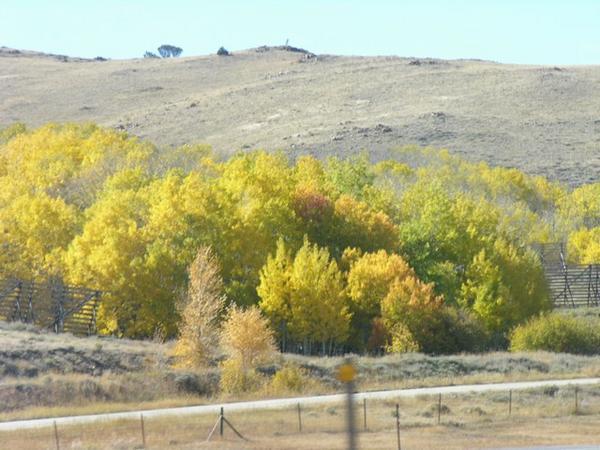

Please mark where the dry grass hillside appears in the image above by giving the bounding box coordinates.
[2,320,600,422]
[1,46,598,186]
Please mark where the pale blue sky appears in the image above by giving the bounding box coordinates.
[2,0,599,64]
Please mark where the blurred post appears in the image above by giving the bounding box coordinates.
[297,403,302,432]
[508,390,512,417]
[337,358,357,450]
[575,386,579,414]
[437,393,442,424]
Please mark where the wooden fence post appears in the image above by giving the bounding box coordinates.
[363,398,367,431]
[437,393,442,424]
[508,390,512,417]
[396,404,401,450]
[297,403,302,432]
[53,420,60,450]
[140,413,146,448]
[575,387,579,414]
[220,407,224,437]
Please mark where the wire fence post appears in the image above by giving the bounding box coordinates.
[140,413,146,448]
[206,405,247,442]
[575,386,579,414]
[220,407,224,437]
[297,403,302,433]
[508,390,512,417]
[396,403,401,450]
[437,393,442,425]
[53,420,60,450]
[363,398,367,431]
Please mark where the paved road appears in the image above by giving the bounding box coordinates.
[1,377,599,431]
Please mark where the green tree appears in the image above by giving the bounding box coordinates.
[459,239,551,333]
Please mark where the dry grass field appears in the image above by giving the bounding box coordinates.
[4,385,600,449]
[3,321,600,425]
[1,46,599,186]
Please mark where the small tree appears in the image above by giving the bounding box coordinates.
[217,46,230,56]
[219,306,277,394]
[158,44,183,58]
[173,247,225,367]
[220,306,276,371]
[144,51,160,59]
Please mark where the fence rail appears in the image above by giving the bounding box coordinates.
[0,277,101,335]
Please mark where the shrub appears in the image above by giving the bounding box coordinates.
[385,305,488,355]
[428,307,490,354]
[270,365,308,393]
[510,313,600,355]
[220,306,277,370]
[217,47,230,56]
[219,359,264,394]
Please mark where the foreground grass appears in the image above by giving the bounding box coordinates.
[4,361,600,423]
[4,384,600,449]
[4,321,600,423]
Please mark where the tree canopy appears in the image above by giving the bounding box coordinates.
[0,123,595,353]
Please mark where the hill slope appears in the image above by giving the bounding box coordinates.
[1,46,599,185]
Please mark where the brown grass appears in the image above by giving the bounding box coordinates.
[5,321,600,424]
[3,384,600,449]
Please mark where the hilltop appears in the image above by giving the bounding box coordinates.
[1,46,599,185]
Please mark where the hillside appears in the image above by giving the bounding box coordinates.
[1,46,598,186]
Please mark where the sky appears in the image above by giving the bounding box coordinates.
[1,0,599,65]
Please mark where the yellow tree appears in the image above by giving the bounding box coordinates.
[211,151,302,305]
[568,228,600,264]
[65,169,214,337]
[219,306,277,393]
[380,276,444,353]
[346,250,416,350]
[258,238,351,354]
[330,195,398,256]
[257,239,293,348]
[0,193,79,279]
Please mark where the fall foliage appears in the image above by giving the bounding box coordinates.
[173,247,225,367]
[1,123,597,354]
